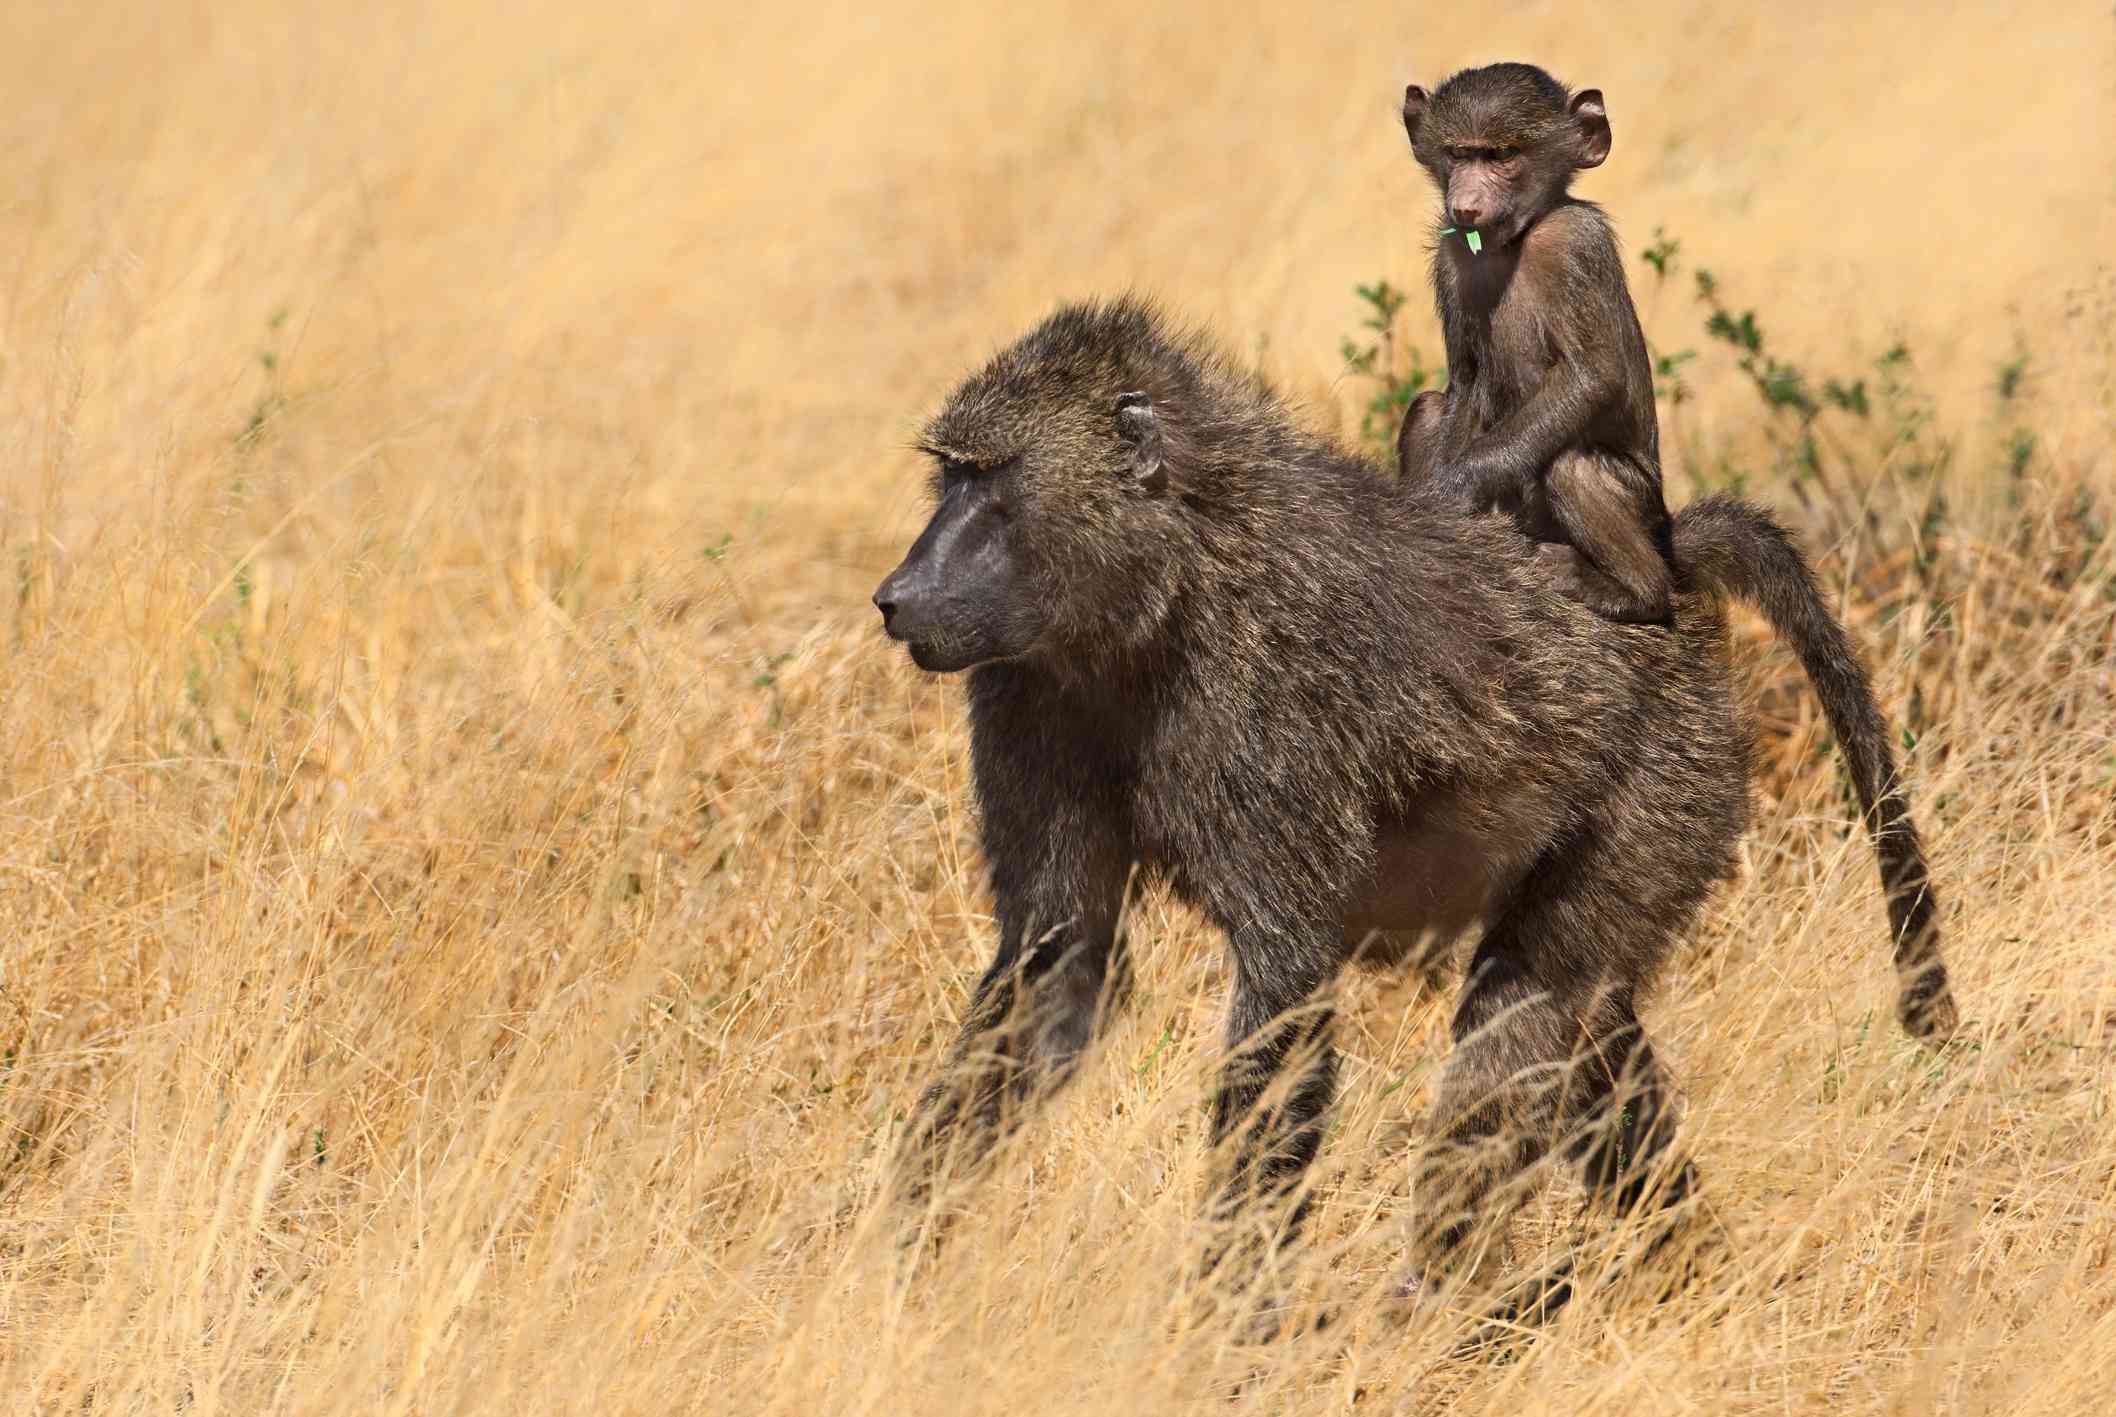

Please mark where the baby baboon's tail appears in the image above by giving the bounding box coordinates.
[1673,494,1958,1042]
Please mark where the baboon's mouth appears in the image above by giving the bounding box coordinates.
[1439,225,1484,255]
[904,636,976,674]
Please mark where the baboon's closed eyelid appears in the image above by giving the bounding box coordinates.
[930,452,1018,479]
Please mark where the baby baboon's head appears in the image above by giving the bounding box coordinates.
[1401,62,1610,250]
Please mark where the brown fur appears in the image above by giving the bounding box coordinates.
[1399,63,1677,625]
[876,297,1957,1330]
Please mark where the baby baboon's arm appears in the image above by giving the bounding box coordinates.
[1440,228,1644,515]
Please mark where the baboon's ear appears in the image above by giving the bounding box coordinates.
[1401,84,1429,146]
[1568,88,1610,168]
[1114,391,1168,495]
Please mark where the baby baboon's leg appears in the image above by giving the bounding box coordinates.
[1542,450,1675,624]
[1396,389,1450,483]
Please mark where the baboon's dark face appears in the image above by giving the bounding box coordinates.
[1402,64,1609,249]
[879,305,1194,673]
[874,456,1046,673]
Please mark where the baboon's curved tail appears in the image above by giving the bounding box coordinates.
[1673,494,1959,1043]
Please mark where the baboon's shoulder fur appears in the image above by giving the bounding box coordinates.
[941,296,1745,928]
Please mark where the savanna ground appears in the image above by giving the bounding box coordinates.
[2,2,2113,1411]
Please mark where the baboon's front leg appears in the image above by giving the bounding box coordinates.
[1196,931,1344,1328]
[893,857,1135,1217]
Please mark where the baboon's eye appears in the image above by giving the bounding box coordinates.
[934,454,1017,484]
[1493,146,1519,162]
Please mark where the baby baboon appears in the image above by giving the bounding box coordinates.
[1397,63,1676,625]
[874,297,1956,1329]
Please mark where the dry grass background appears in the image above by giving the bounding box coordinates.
[2,1,2114,1411]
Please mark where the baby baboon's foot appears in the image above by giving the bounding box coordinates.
[1533,543,1673,626]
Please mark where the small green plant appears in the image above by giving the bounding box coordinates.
[1135,1019,1176,1079]
[1996,352,2038,490]
[1637,229,1697,407]
[1995,350,2030,402]
[1640,229,1681,280]
[234,305,291,451]
[752,650,794,689]
[2005,428,2037,481]
[1339,281,1441,451]
[1688,265,1951,500]
[1697,278,1819,419]
[1653,347,1698,407]
[1688,273,1955,490]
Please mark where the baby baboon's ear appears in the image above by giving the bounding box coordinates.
[1568,88,1610,168]
[1401,84,1429,147]
[1114,391,1168,495]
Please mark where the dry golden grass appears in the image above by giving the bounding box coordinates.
[2,2,2114,1411]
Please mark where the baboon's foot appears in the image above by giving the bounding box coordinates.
[1610,1183,1733,1303]
[1442,1229,1702,1355]
[880,1166,981,1278]
[1183,1226,1335,1346]
[1228,1293,1336,1347]
[885,1204,952,1280]
[1446,1256,1582,1353]
[1387,1231,1515,1328]
[1449,1194,1722,1350]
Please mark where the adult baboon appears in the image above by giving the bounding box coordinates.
[873,297,1956,1324]
[1397,63,1677,626]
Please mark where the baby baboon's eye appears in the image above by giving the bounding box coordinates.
[1494,147,1519,162]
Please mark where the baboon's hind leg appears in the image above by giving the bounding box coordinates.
[1402,838,1707,1328]
[1457,998,1701,1344]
